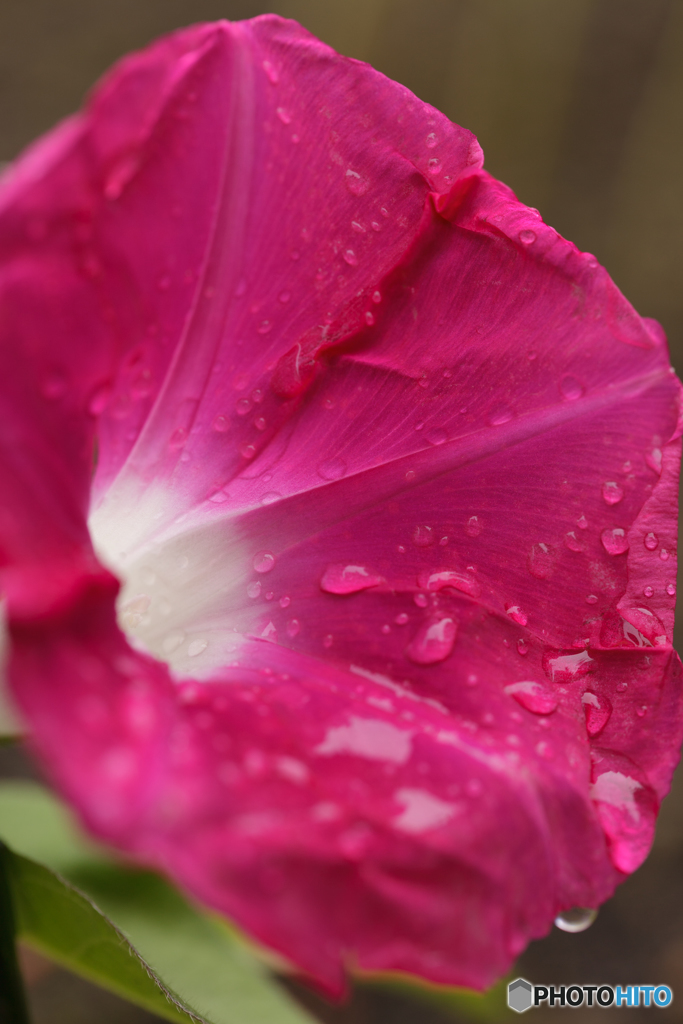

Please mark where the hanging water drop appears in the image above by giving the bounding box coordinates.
[554,908,597,933]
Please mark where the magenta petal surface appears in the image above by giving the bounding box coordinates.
[1,15,682,995]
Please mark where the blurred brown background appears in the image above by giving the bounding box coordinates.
[1,0,683,1021]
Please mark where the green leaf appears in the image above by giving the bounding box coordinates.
[0,780,315,1024]
[5,848,200,1023]
[364,973,511,1022]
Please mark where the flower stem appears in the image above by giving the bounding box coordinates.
[0,841,32,1024]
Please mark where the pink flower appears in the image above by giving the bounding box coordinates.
[1,14,681,995]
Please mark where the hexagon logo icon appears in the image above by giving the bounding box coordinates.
[508,978,533,1013]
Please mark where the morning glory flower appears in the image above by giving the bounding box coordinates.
[1,15,681,995]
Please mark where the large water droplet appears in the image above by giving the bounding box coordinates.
[554,908,597,933]
[320,564,383,595]
[318,457,347,480]
[582,692,612,736]
[519,229,536,245]
[505,681,558,715]
[543,650,595,682]
[413,525,435,547]
[559,375,584,401]
[601,528,629,555]
[406,616,457,665]
[253,551,276,574]
[345,169,369,196]
[602,481,624,505]
[417,568,480,598]
[506,604,528,626]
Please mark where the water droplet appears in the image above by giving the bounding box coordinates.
[247,581,262,599]
[505,681,558,715]
[646,448,663,474]
[643,585,654,598]
[577,515,588,530]
[667,583,676,596]
[254,416,267,431]
[517,639,529,656]
[528,543,555,579]
[465,516,482,537]
[372,290,382,304]
[644,532,658,550]
[660,548,670,561]
[616,681,628,693]
[559,375,584,401]
[414,593,429,608]
[253,551,275,574]
[543,650,595,682]
[323,634,333,648]
[343,249,358,266]
[257,320,272,335]
[317,457,347,480]
[426,427,447,446]
[554,908,597,933]
[505,604,528,627]
[427,158,442,174]
[489,406,513,426]
[276,106,291,124]
[209,489,228,503]
[381,624,391,634]
[636,705,648,717]
[240,443,256,459]
[236,398,252,416]
[263,60,279,84]
[395,613,409,625]
[601,528,629,555]
[364,311,375,326]
[519,229,536,245]
[162,632,185,655]
[564,531,584,552]
[413,525,435,547]
[406,616,457,665]
[260,491,282,505]
[417,568,480,598]
[586,594,598,604]
[278,290,291,305]
[188,639,208,658]
[320,564,383,595]
[425,132,438,148]
[602,481,624,505]
[287,619,300,637]
[582,691,611,735]
[345,169,369,196]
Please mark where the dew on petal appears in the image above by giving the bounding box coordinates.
[582,691,612,736]
[586,594,598,604]
[488,406,513,426]
[414,593,428,608]
[543,650,595,683]
[276,106,291,124]
[372,290,382,304]
[287,619,300,637]
[465,516,482,537]
[406,616,457,665]
[187,639,208,658]
[667,583,676,596]
[564,531,584,552]
[426,427,447,446]
[646,448,663,474]
[528,542,555,579]
[236,398,252,415]
[260,492,282,505]
[425,132,438,148]
[320,564,383,594]
[644,532,658,550]
[519,229,536,245]
[554,908,597,933]
[253,551,276,574]
[247,581,262,599]
[577,514,588,530]
[505,604,528,627]
[240,443,256,459]
[559,375,584,401]
[318,457,347,480]
[517,639,529,656]
[279,595,290,608]
[660,548,670,561]
[602,481,624,505]
[417,569,480,598]
[365,311,375,326]
[643,586,654,598]
[601,527,629,555]
[505,681,558,715]
[413,525,435,547]
[345,169,370,196]
[395,613,409,625]
[212,414,230,433]
[343,249,358,266]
